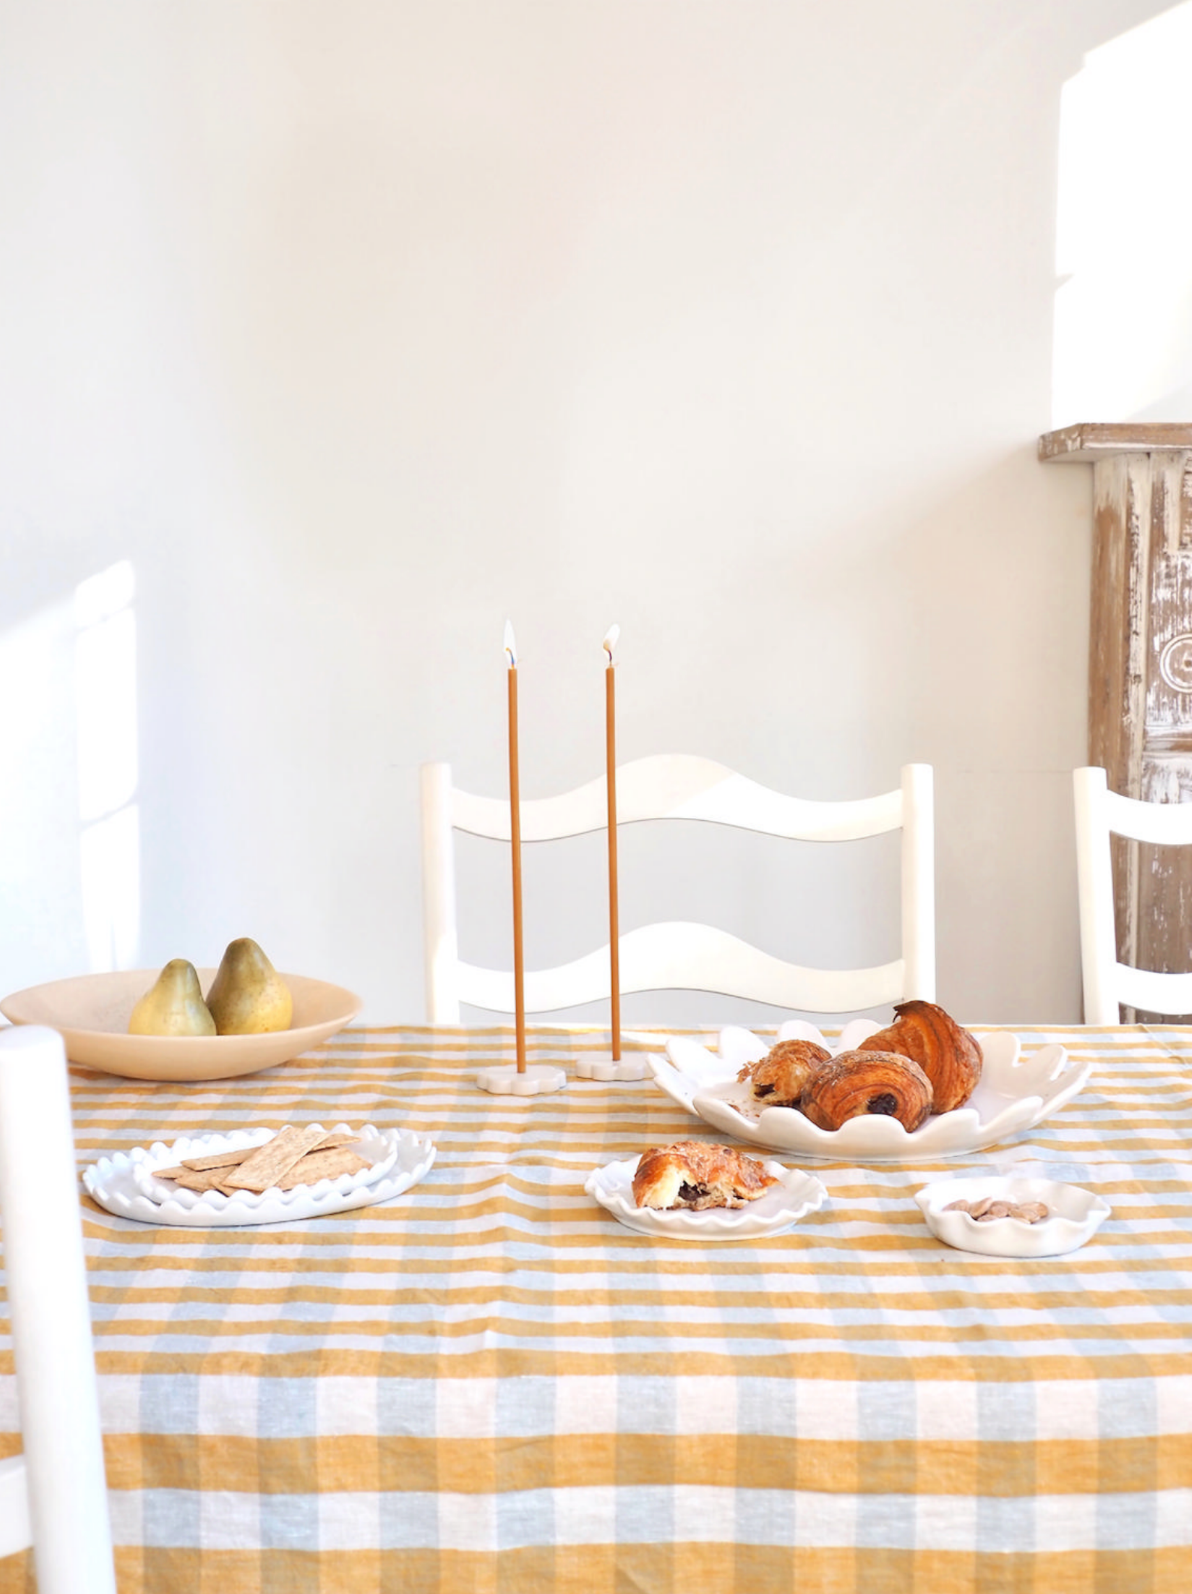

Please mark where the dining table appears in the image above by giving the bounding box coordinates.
[0,1020,1189,1594]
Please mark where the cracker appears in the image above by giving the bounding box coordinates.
[169,1168,234,1193]
[221,1124,329,1192]
[178,1147,256,1172]
[276,1148,369,1190]
[175,1131,349,1175]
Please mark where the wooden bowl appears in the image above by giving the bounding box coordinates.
[0,969,362,1082]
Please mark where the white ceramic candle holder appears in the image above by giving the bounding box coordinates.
[475,1063,567,1096]
[574,1052,648,1081]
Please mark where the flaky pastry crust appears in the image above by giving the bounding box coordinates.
[738,1039,831,1106]
[799,1049,933,1133]
[632,1140,779,1210]
[857,1000,982,1113]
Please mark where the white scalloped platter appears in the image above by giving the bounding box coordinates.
[585,1156,827,1241]
[82,1124,435,1227]
[646,1022,1091,1163]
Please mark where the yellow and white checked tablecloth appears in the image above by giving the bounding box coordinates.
[0,1023,1190,1594]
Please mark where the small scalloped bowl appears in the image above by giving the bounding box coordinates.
[648,1022,1091,1163]
[585,1156,827,1241]
[915,1175,1110,1257]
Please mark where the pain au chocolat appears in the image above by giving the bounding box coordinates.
[857,1000,982,1113]
[799,1050,933,1133]
[632,1141,779,1210]
[738,1038,831,1107]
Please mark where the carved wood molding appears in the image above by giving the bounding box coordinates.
[1041,423,1192,1019]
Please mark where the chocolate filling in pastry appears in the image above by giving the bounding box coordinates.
[737,1039,831,1107]
[632,1141,780,1210]
[799,1050,933,1133]
[857,1000,982,1113]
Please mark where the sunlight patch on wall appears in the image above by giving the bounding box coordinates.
[75,561,140,972]
[1052,2,1192,428]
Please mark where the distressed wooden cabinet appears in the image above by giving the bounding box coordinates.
[1041,422,1192,1019]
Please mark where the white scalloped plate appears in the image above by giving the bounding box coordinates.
[128,1123,400,1209]
[585,1156,827,1240]
[915,1175,1111,1257]
[83,1125,435,1226]
[647,1023,1091,1162]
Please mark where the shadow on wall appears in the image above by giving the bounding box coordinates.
[0,562,141,992]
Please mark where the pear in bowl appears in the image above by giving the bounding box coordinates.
[129,960,216,1036]
[206,938,293,1035]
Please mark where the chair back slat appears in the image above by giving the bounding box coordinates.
[1115,963,1192,1016]
[453,753,904,842]
[1105,787,1192,845]
[425,757,935,1021]
[459,923,906,1013]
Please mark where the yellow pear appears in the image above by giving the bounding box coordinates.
[129,959,217,1036]
[206,938,293,1035]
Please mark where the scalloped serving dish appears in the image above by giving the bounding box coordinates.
[585,1155,827,1241]
[129,1123,400,1209]
[647,1021,1091,1162]
[915,1175,1111,1257]
[83,1124,435,1226]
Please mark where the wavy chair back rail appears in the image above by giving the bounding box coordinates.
[1073,764,1192,1023]
[421,755,935,1022]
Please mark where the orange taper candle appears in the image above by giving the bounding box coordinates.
[504,622,526,1073]
[603,624,621,1060]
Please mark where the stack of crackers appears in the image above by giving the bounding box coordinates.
[155,1126,369,1196]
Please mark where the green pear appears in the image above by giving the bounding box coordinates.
[129,959,217,1036]
[206,938,293,1035]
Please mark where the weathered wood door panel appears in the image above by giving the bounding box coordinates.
[1041,424,1192,1021]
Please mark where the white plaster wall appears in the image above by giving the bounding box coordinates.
[0,0,1183,1026]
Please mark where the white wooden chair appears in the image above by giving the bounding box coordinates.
[421,756,934,1021]
[1074,764,1192,1022]
[0,1025,116,1593]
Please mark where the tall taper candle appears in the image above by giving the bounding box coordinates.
[603,624,621,1060]
[504,622,527,1073]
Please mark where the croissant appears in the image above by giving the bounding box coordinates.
[632,1141,779,1210]
[738,1039,831,1106]
[799,1050,933,1132]
[857,1000,982,1113]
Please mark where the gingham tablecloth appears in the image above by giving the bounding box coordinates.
[1,1023,1190,1593]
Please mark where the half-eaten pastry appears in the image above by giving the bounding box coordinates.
[857,1000,982,1113]
[632,1140,780,1210]
[799,1050,933,1133]
[738,1038,831,1107]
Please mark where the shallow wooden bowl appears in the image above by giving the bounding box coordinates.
[0,969,362,1082]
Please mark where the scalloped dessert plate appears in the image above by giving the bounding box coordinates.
[915,1175,1110,1257]
[83,1125,435,1227]
[647,1023,1090,1162]
[1,969,362,1081]
[585,1156,827,1241]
